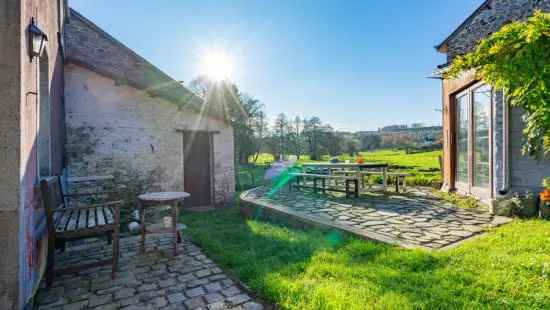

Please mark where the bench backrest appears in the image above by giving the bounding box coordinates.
[40,176,65,235]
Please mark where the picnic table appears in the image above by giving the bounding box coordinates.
[301,162,389,187]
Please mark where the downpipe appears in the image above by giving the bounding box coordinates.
[498,91,510,196]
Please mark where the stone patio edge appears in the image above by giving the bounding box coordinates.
[239,188,515,252]
[239,188,427,250]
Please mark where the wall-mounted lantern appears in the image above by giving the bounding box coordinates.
[28,18,48,61]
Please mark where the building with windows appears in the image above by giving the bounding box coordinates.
[436,0,550,203]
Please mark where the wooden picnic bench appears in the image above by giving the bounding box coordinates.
[289,173,359,198]
[40,176,122,287]
[328,169,410,193]
[388,172,411,193]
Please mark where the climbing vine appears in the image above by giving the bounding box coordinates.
[445,11,550,157]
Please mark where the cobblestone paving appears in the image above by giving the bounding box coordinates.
[35,234,264,310]
[243,187,511,249]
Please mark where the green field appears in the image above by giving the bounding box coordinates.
[240,149,442,188]
[182,208,550,309]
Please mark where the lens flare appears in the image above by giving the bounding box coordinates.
[200,50,234,82]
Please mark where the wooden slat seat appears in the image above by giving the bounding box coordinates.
[40,176,121,287]
[54,206,116,232]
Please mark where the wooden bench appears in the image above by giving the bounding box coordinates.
[40,176,122,287]
[289,173,359,198]
[387,172,411,193]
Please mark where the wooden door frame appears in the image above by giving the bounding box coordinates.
[454,88,470,195]
[177,129,219,207]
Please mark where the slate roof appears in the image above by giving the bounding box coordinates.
[64,9,206,114]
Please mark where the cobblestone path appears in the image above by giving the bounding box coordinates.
[35,234,264,310]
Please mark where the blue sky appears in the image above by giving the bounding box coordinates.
[70,0,482,131]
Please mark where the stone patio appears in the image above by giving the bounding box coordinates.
[240,187,512,249]
[35,234,264,310]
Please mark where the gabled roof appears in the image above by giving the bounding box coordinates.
[435,0,492,53]
[64,9,207,114]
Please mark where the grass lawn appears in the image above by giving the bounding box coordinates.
[182,208,550,309]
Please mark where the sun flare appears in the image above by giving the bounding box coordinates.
[200,50,234,82]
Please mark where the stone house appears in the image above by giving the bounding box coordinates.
[436,0,550,204]
[0,2,234,308]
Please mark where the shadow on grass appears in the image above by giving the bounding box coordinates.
[179,207,498,309]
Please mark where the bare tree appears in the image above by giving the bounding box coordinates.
[188,75,213,99]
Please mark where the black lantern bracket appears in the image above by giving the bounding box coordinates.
[28,17,48,61]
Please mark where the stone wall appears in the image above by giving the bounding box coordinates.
[0,0,67,308]
[64,64,235,208]
[509,107,550,193]
[0,1,22,308]
[445,0,550,61]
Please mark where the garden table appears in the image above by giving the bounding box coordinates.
[302,162,389,187]
[137,191,190,256]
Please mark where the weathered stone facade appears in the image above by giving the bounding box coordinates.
[64,63,235,206]
[2,3,233,309]
[438,0,550,201]
[0,0,67,308]
[440,0,550,62]
[62,9,235,207]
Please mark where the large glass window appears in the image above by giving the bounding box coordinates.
[456,95,469,184]
[472,85,491,187]
[454,83,492,193]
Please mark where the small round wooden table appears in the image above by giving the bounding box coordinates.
[137,192,190,256]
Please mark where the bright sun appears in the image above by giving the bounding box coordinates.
[200,50,234,82]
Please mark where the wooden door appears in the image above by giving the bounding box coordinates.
[183,131,212,207]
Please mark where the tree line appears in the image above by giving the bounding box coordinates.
[189,76,441,165]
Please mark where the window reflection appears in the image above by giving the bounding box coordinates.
[456,95,469,184]
[473,85,491,187]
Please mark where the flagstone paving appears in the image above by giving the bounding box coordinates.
[35,234,264,310]
[241,187,512,249]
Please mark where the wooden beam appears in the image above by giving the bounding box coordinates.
[175,128,220,134]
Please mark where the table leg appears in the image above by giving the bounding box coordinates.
[395,176,399,193]
[172,200,178,256]
[313,178,318,193]
[139,201,145,254]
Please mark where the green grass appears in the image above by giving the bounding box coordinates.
[353,150,441,170]
[433,190,485,209]
[245,149,443,187]
[182,208,550,309]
